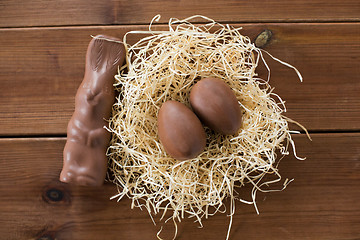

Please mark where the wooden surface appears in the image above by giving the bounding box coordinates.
[0,1,359,240]
[0,133,360,240]
[1,134,359,240]
[1,23,359,135]
[1,0,359,27]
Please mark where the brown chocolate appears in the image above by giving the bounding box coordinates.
[190,77,242,135]
[157,100,206,160]
[60,35,126,186]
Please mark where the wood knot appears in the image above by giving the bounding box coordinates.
[37,235,53,240]
[35,223,70,240]
[255,29,273,48]
[46,188,63,202]
[42,185,71,204]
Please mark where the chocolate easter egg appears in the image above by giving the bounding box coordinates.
[190,77,242,135]
[157,100,206,160]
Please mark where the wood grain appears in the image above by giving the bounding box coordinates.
[0,0,359,28]
[0,134,359,240]
[1,1,359,240]
[0,23,359,136]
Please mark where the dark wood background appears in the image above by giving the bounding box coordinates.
[1,1,359,239]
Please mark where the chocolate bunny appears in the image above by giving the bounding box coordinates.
[60,35,126,186]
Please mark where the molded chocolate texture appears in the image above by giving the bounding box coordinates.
[60,35,125,186]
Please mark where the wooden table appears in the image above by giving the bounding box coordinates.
[1,1,359,239]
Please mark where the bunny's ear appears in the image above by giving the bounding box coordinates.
[88,37,104,72]
[106,40,125,70]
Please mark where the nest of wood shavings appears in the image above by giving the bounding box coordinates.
[107,15,306,239]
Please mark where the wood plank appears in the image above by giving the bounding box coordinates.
[0,134,359,239]
[0,23,359,136]
[252,23,360,132]
[0,0,359,28]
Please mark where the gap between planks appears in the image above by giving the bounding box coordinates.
[1,20,360,31]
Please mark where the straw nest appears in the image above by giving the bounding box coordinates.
[107,15,307,239]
